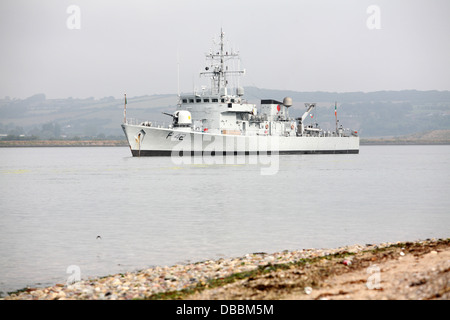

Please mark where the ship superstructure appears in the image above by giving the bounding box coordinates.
[122,31,359,156]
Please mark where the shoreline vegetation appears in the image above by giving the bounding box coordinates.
[0,139,129,147]
[1,130,449,147]
[1,138,450,148]
[2,238,448,300]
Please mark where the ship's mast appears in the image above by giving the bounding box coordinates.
[200,29,245,97]
[219,30,225,95]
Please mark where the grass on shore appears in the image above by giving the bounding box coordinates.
[144,239,449,300]
[146,239,450,300]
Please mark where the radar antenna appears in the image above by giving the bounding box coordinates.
[199,29,245,97]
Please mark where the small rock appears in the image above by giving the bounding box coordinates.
[47,293,57,300]
[82,288,93,295]
[304,287,313,295]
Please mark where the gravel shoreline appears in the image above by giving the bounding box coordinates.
[2,238,447,300]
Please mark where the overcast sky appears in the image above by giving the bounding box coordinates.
[1,0,449,99]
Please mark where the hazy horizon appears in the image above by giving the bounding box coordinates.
[1,0,450,100]
[4,87,450,102]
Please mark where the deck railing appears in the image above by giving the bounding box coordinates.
[125,118,170,128]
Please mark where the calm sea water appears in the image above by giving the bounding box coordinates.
[0,145,449,294]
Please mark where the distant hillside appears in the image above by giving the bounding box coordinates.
[0,93,178,138]
[244,88,450,137]
[361,130,450,145]
[244,87,450,104]
[1,89,449,139]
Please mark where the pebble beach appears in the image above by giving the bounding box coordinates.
[4,238,447,300]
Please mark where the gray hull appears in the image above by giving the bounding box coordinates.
[122,124,359,157]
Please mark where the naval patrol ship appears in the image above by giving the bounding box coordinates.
[121,31,359,157]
